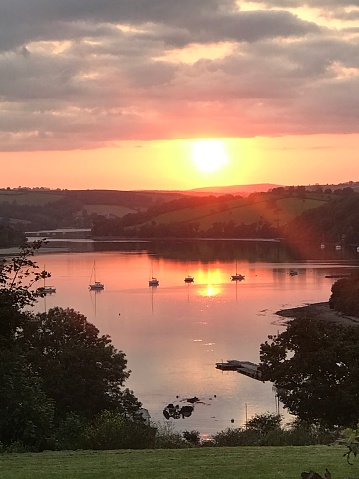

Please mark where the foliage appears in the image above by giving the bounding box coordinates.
[0,224,26,248]
[18,306,141,421]
[338,423,359,464]
[246,412,282,435]
[182,430,201,446]
[153,422,189,449]
[81,410,156,450]
[329,269,359,316]
[260,317,359,428]
[0,351,54,450]
[0,242,141,451]
[0,240,48,346]
[284,190,359,244]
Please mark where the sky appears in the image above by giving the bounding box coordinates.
[1,0,359,191]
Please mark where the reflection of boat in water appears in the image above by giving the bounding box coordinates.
[89,261,104,290]
[231,261,245,281]
[184,275,194,283]
[289,269,298,276]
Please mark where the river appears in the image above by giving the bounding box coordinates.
[27,238,359,438]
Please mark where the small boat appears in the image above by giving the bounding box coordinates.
[37,285,56,294]
[335,244,342,251]
[37,266,56,294]
[184,275,194,283]
[89,261,104,290]
[231,261,245,281]
[231,273,245,281]
[289,269,298,276]
[149,259,159,286]
[149,277,159,286]
[320,243,325,249]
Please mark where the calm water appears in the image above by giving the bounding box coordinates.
[31,239,358,437]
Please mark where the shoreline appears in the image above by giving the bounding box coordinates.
[276,301,359,327]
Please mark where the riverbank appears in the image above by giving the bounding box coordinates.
[276,301,359,326]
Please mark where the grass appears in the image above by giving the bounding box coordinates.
[1,446,358,479]
[0,191,64,206]
[147,193,331,229]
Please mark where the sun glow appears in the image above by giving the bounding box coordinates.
[191,139,229,173]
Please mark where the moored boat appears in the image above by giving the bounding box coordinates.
[184,275,194,283]
[89,261,104,290]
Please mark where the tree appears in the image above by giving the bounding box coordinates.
[0,351,54,449]
[19,307,141,421]
[0,240,47,346]
[0,242,141,450]
[259,317,359,428]
[329,270,359,316]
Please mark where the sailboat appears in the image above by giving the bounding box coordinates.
[231,261,245,281]
[184,275,194,283]
[89,261,104,290]
[149,259,159,286]
[37,266,56,294]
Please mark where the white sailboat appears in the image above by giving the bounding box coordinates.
[89,261,104,290]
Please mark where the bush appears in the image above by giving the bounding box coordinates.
[154,422,189,449]
[182,430,200,446]
[82,411,156,450]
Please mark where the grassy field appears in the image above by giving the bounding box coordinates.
[148,193,331,229]
[0,191,64,206]
[1,446,358,479]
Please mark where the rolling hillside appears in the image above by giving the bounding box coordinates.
[145,192,330,230]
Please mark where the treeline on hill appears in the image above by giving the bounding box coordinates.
[0,189,184,232]
[283,188,359,245]
[0,224,26,247]
[0,198,85,231]
[92,187,356,241]
[92,193,278,239]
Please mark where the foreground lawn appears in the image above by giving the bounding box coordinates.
[1,446,359,479]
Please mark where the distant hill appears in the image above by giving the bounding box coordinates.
[1,184,357,238]
[185,183,280,197]
[92,188,335,239]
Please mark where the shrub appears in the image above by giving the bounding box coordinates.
[154,422,189,449]
[83,411,156,450]
[182,430,200,446]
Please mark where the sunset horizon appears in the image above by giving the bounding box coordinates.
[1,1,359,189]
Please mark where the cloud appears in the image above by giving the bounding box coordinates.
[0,0,359,151]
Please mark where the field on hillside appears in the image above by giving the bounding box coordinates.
[148,193,331,229]
[0,191,64,206]
[82,204,138,216]
[0,446,357,479]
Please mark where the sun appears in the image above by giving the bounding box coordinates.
[191,139,228,173]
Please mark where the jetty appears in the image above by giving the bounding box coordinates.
[216,360,263,381]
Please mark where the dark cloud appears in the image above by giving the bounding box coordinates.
[0,0,358,151]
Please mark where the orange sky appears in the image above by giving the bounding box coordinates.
[1,1,359,190]
[2,134,359,190]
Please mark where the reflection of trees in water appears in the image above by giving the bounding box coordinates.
[50,238,359,262]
